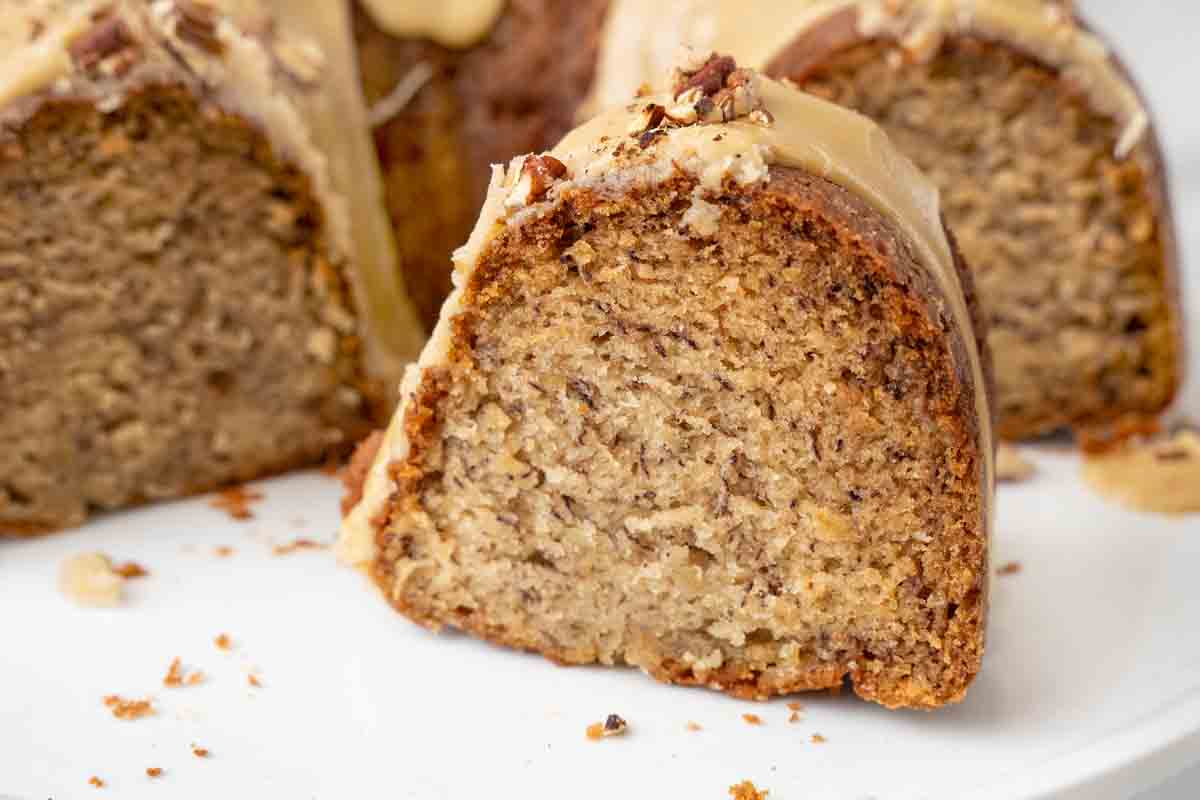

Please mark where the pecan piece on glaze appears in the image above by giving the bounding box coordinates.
[176,0,225,55]
[673,53,737,99]
[509,154,569,208]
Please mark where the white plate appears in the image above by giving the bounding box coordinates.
[4,3,1200,799]
[2,451,1199,800]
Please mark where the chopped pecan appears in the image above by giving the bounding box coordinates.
[673,53,736,99]
[507,154,569,208]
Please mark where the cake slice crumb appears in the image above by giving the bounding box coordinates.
[811,733,827,743]
[997,561,1022,576]
[741,713,763,726]
[193,746,210,758]
[146,767,163,778]
[786,701,803,712]
[163,657,204,687]
[112,561,149,579]
[729,780,768,799]
[248,673,263,688]
[788,711,802,723]
[88,776,105,788]
[272,538,329,556]
[214,545,235,558]
[686,721,703,732]
[209,485,264,520]
[103,695,155,720]
[215,633,233,651]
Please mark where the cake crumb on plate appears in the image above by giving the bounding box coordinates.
[163,657,204,688]
[997,562,1022,576]
[272,538,329,556]
[146,767,163,778]
[209,485,264,520]
[88,775,104,787]
[215,633,233,651]
[729,780,768,799]
[686,721,702,732]
[742,713,763,725]
[103,695,154,720]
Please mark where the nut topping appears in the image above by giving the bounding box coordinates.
[672,53,736,98]
[506,155,569,209]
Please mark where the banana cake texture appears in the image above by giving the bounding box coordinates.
[0,0,424,533]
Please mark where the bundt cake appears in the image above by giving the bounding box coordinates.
[371,0,1181,439]
[339,56,995,710]
[0,0,424,533]
[353,0,611,329]
[589,0,1183,439]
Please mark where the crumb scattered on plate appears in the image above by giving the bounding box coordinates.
[59,553,125,607]
[586,713,627,739]
[146,767,163,778]
[88,776,104,788]
[214,545,235,558]
[103,695,154,720]
[193,747,210,758]
[1082,429,1200,514]
[997,561,1022,576]
[811,733,827,743]
[741,713,763,726]
[112,561,149,579]
[729,780,769,799]
[996,443,1036,483]
[272,538,329,556]
[215,633,232,651]
[248,673,263,688]
[788,711,802,723]
[785,702,802,712]
[209,485,264,521]
[163,657,204,688]
[686,721,702,732]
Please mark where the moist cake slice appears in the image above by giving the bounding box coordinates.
[763,0,1183,439]
[0,0,424,533]
[340,55,995,709]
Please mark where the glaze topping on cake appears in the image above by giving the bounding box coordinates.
[588,0,1149,158]
[357,0,507,48]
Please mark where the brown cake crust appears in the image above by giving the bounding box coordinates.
[364,165,992,709]
[766,10,1183,440]
[354,0,611,329]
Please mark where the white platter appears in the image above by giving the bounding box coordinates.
[3,3,1200,798]
[3,451,1199,800]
